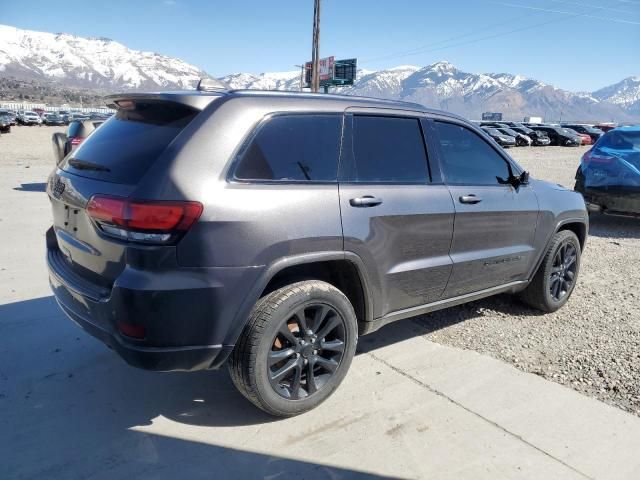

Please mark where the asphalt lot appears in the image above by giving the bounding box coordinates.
[1,125,640,479]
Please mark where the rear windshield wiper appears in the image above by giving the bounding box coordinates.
[67,159,111,172]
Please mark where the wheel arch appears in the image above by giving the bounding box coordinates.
[556,218,587,250]
[220,251,373,351]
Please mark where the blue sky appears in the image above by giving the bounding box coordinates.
[1,0,638,91]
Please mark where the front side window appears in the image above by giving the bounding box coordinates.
[234,114,342,182]
[434,121,511,185]
[342,115,429,183]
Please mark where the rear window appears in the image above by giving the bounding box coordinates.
[61,102,198,184]
[598,130,640,150]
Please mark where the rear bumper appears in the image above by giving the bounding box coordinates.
[53,292,227,371]
[46,227,261,371]
[578,187,640,215]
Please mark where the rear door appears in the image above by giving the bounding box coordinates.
[339,111,455,318]
[430,120,539,298]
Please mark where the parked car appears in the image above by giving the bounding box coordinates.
[595,124,617,133]
[510,126,551,146]
[69,113,90,122]
[58,110,72,125]
[575,126,640,216]
[0,109,16,127]
[43,113,66,126]
[46,89,588,416]
[0,113,11,133]
[51,119,104,164]
[530,125,581,146]
[497,127,532,146]
[563,128,592,145]
[481,126,517,147]
[562,124,604,143]
[18,111,42,126]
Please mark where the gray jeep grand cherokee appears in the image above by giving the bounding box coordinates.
[47,89,588,416]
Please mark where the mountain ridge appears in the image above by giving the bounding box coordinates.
[1,24,638,121]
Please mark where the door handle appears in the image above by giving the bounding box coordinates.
[459,194,482,204]
[350,196,383,207]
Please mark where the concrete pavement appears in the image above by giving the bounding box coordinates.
[1,164,640,479]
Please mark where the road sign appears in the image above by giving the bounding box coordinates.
[305,58,357,89]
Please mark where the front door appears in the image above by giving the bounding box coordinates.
[430,120,539,298]
[339,112,455,318]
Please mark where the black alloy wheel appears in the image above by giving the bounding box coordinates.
[549,241,577,301]
[268,303,346,400]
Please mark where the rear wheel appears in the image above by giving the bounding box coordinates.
[520,230,581,312]
[229,280,358,417]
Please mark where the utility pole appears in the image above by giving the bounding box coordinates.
[311,0,321,93]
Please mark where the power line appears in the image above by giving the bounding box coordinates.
[500,3,640,25]
[546,0,640,15]
[361,13,577,66]
[360,0,637,68]
[360,12,536,65]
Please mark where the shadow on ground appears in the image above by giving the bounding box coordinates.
[358,293,543,354]
[588,213,640,239]
[13,182,47,192]
[0,296,397,479]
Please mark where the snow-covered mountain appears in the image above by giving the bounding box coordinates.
[220,61,639,122]
[1,24,638,121]
[593,77,640,115]
[0,24,208,90]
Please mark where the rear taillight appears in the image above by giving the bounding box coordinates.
[86,195,203,244]
[70,137,84,146]
[581,150,616,166]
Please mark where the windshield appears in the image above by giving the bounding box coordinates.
[597,130,640,151]
[561,128,578,135]
[501,128,518,136]
[484,128,501,135]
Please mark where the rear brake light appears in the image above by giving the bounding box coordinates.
[86,195,203,244]
[582,150,616,166]
[70,137,84,146]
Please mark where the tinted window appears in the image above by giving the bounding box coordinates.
[62,101,199,184]
[434,122,511,185]
[344,115,429,183]
[234,115,341,182]
[67,121,82,138]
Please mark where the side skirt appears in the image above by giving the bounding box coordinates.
[360,280,528,335]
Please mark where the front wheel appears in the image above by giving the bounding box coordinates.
[228,280,358,417]
[519,230,581,312]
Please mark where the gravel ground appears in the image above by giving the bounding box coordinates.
[2,126,639,417]
[421,145,640,417]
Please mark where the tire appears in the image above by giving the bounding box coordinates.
[519,230,581,312]
[228,280,358,417]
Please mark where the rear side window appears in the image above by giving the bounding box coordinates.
[343,115,429,183]
[234,114,342,182]
[434,121,511,185]
[61,102,198,184]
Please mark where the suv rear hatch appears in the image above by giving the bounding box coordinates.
[47,94,220,291]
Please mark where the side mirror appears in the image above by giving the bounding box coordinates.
[51,132,68,165]
[519,171,530,185]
